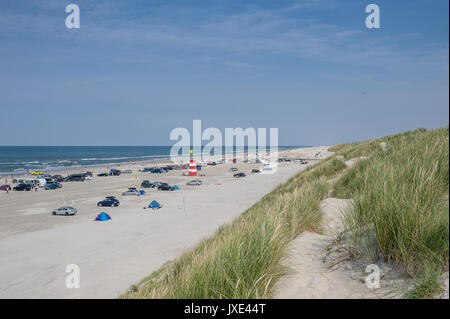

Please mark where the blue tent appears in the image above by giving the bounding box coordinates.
[148,200,161,209]
[173,185,179,190]
[95,212,111,221]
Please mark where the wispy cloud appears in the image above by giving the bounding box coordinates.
[0,0,447,82]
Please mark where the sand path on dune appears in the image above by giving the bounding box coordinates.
[273,198,391,299]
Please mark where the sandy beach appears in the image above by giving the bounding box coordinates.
[0,146,329,298]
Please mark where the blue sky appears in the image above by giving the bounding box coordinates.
[0,0,448,146]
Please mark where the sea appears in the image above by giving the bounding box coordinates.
[0,146,304,175]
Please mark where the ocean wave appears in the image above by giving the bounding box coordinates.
[81,155,168,161]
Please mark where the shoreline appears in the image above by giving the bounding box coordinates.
[0,146,313,180]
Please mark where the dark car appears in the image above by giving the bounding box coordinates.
[52,175,64,182]
[207,162,217,166]
[141,180,156,188]
[151,168,163,174]
[13,184,32,191]
[109,169,121,176]
[66,174,85,182]
[45,183,61,190]
[158,184,174,191]
[97,198,120,207]
[0,184,11,191]
[97,172,109,177]
[142,167,154,172]
[233,172,246,178]
[251,169,261,174]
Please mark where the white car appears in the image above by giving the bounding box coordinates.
[122,189,140,196]
[52,206,77,216]
[186,180,202,186]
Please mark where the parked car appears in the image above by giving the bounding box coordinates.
[207,162,217,166]
[142,167,154,172]
[158,184,174,191]
[52,175,64,182]
[52,206,77,216]
[230,168,238,172]
[122,189,140,196]
[97,198,120,207]
[122,169,132,174]
[45,182,62,190]
[141,180,156,188]
[13,184,32,191]
[251,169,261,174]
[97,172,109,177]
[152,181,165,187]
[0,184,11,191]
[109,169,121,176]
[233,172,246,178]
[66,174,85,182]
[151,168,163,174]
[186,180,202,186]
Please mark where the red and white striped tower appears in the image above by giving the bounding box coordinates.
[188,149,197,176]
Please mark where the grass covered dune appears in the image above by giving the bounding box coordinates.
[122,127,449,299]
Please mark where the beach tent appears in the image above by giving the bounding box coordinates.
[139,190,145,195]
[95,212,111,221]
[148,200,161,209]
[173,185,179,190]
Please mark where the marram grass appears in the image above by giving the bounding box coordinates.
[121,157,345,298]
[122,127,448,299]
[333,127,449,298]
